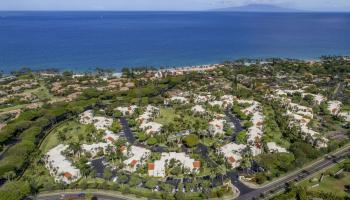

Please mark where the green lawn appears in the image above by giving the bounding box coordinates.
[154,108,177,125]
[299,159,350,198]
[202,138,215,147]
[40,120,93,153]
[154,107,209,132]
[262,105,290,148]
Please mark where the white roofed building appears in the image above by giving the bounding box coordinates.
[220,143,247,168]
[148,152,200,177]
[140,121,163,135]
[328,101,342,115]
[123,146,151,172]
[208,119,226,136]
[266,142,287,153]
[79,110,113,130]
[116,105,138,116]
[44,144,81,184]
[191,105,206,114]
[165,96,189,105]
[79,110,94,124]
[93,116,113,130]
[209,100,224,108]
[81,143,109,157]
[339,112,350,122]
[194,94,212,104]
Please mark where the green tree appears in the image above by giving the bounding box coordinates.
[145,179,157,189]
[103,167,113,180]
[182,134,199,148]
[147,137,158,146]
[128,175,142,187]
[0,181,31,200]
[110,121,122,133]
[137,132,148,142]
[236,131,247,144]
[118,174,129,184]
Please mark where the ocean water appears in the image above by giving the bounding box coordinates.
[0,11,350,72]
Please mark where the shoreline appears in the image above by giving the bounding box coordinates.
[1,55,349,76]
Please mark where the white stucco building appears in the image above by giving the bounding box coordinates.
[123,146,151,172]
[44,144,81,184]
[148,152,200,177]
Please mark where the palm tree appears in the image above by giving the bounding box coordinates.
[241,147,253,174]
[57,131,66,142]
[68,142,82,158]
[4,171,16,181]
[28,179,40,196]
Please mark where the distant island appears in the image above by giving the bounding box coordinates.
[210,3,302,12]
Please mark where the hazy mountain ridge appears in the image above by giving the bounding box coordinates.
[211,4,302,12]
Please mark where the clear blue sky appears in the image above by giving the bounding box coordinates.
[0,0,349,11]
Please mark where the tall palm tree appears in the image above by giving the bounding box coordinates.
[4,171,16,181]
[68,141,82,158]
[241,147,253,174]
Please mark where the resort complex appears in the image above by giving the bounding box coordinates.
[1,57,350,200]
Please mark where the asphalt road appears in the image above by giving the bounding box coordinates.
[236,147,350,200]
[224,109,244,142]
[119,117,135,144]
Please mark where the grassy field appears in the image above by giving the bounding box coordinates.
[154,108,177,125]
[299,159,350,198]
[154,107,209,132]
[202,138,215,147]
[262,106,290,148]
[40,120,93,153]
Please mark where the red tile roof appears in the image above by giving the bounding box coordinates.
[332,108,337,114]
[148,163,155,170]
[256,121,263,126]
[107,136,114,142]
[63,172,72,178]
[228,156,236,163]
[119,145,126,152]
[193,161,201,168]
[130,160,137,167]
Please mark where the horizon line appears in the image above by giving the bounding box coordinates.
[0,9,349,13]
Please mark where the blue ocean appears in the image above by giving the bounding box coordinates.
[0,11,350,72]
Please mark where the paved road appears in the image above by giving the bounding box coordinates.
[226,171,254,195]
[119,117,135,144]
[236,147,350,200]
[195,143,219,168]
[224,110,243,142]
[36,192,131,200]
[334,82,346,102]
